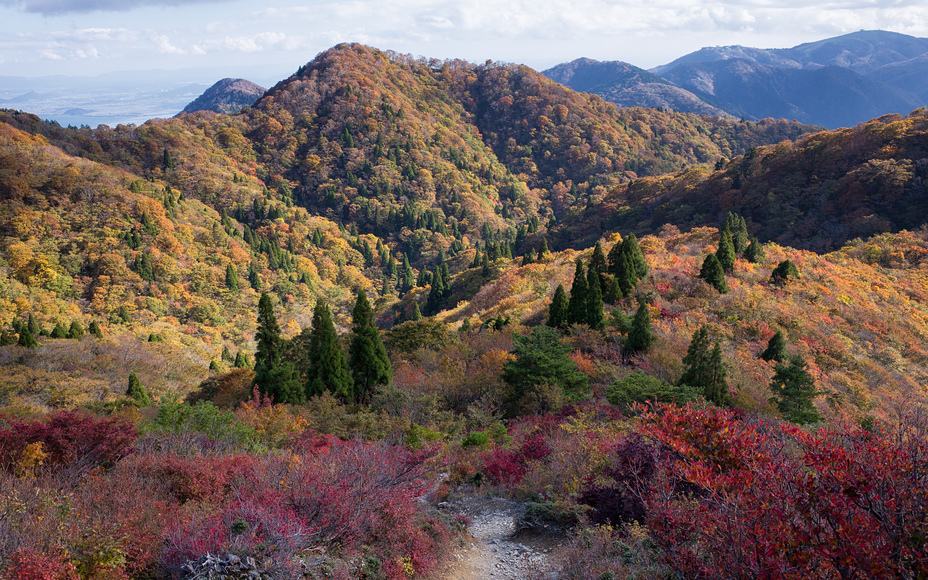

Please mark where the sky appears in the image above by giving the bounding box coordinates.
[1,0,928,80]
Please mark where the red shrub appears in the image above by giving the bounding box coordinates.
[1,547,79,580]
[0,412,137,476]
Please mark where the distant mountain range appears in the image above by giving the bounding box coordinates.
[545,30,928,128]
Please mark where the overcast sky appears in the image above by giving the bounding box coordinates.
[2,0,927,80]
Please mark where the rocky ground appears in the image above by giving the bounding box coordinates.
[434,495,566,580]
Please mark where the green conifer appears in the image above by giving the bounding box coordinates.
[567,259,589,326]
[769,355,821,424]
[348,289,392,404]
[27,314,40,337]
[306,300,353,401]
[225,263,239,291]
[68,321,84,340]
[411,302,423,321]
[770,259,800,284]
[89,321,103,338]
[126,371,151,406]
[760,330,788,363]
[51,322,69,339]
[623,233,649,279]
[677,326,731,407]
[743,237,766,264]
[253,292,303,404]
[624,302,654,354]
[700,254,728,293]
[716,227,736,272]
[18,328,37,348]
[616,251,638,297]
[547,284,569,330]
[586,266,605,330]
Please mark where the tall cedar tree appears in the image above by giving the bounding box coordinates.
[760,330,788,362]
[678,326,732,407]
[743,237,766,263]
[501,326,589,417]
[589,242,608,292]
[51,323,68,339]
[716,227,736,272]
[126,371,151,406]
[254,292,304,404]
[27,313,40,337]
[586,267,605,330]
[624,302,654,355]
[547,284,569,329]
[425,265,445,315]
[769,355,821,424]
[726,212,750,253]
[399,254,415,294]
[349,289,392,404]
[306,300,353,401]
[567,259,589,326]
[616,251,638,297]
[627,233,649,279]
[700,254,728,293]
[225,263,239,291]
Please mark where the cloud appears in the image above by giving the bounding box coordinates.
[0,0,231,16]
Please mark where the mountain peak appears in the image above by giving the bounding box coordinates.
[179,78,266,116]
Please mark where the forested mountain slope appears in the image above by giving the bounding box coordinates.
[553,109,928,252]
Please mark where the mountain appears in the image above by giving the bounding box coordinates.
[543,58,730,116]
[552,109,928,253]
[659,59,922,129]
[179,78,266,115]
[548,31,928,129]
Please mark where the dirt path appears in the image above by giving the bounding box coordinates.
[434,496,563,580]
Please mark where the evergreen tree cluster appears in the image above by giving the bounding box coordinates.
[252,289,392,405]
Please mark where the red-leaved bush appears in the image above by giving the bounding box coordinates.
[0,412,137,476]
[637,402,928,579]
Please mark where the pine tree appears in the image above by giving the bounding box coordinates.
[225,263,239,292]
[501,326,589,417]
[253,293,303,404]
[769,355,821,424]
[624,302,654,355]
[234,351,249,368]
[700,254,728,293]
[716,227,736,272]
[126,371,151,406]
[677,326,731,407]
[547,284,569,330]
[760,330,788,363]
[567,259,589,326]
[349,289,392,404]
[411,302,423,321]
[586,266,605,330]
[89,321,103,338]
[305,300,353,401]
[743,237,766,263]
